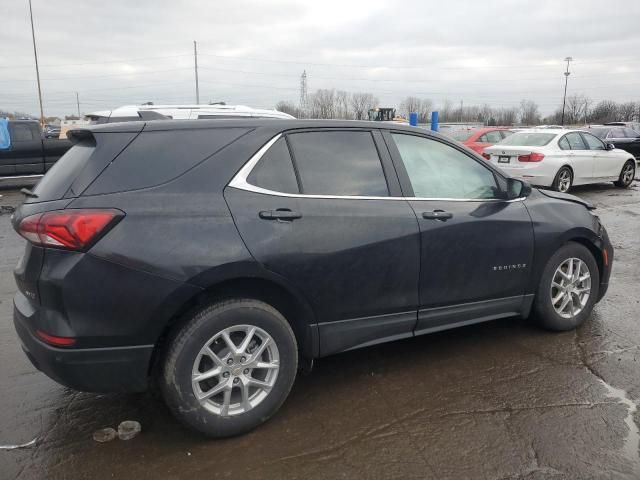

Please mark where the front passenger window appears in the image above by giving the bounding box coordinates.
[391,133,499,199]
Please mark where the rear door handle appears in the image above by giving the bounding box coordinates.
[259,209,302,221]
[422,210,453,221]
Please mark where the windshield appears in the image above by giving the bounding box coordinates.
[451,130,475,141]
[498,132,556,146]
[589,129,608,139]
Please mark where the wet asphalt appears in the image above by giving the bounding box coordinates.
[0,180,639,480]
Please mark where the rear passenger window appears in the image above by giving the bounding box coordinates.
[11,124,36,142]
[558,137,571,150]
[287,131,389,196]
[247,138,299,194]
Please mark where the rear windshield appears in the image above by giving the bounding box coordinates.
[32,139,96,200]
[450,130,475,141]
[498,132,556,146]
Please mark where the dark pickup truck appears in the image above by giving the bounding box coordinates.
[0,120,71,177]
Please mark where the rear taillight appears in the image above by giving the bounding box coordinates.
[482,152,491,160]
[17,209,122,250]
[36,330,76,347]
[518,152,545,162]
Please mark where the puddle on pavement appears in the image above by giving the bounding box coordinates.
[598,379,640,467]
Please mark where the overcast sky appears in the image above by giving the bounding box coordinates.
[2,0,639,118]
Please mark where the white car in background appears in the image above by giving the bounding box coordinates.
[483,129,636,192]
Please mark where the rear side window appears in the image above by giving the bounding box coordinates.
[287,131,389,196]
[86,127,249,195]
[11,124,36,142]
[247,138,299,194]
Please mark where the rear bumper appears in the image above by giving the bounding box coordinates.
[13,292,153,393]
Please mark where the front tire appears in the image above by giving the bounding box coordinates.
[552,167,573,193]
[614,160,635,188]
[161,299,298,438]
[532,242,599,331]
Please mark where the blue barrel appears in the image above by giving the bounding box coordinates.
[409,112,418,126]
[431,111,439,132]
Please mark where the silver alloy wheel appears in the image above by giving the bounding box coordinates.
[557,169,572,192]
[621,163,635,185]
[191,324,280,417]
[550,257,591,319]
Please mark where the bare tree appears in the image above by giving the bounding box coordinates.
[589,100,619,124]
[565,94,588,125]
[618,101,637,122]
[519,99,540,126]
[275,101,301,118]
[335,90,351,119]
[351,92,378,120]
[440,99,454,122]
[309,89,336,119]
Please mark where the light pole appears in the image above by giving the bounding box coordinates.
[560,56,572,126]
[193,40,200,104]
[28,0,45,128]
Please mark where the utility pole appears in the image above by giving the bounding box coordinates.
[560,56,573,126]
[28,0,45,128]
[75,92,80,117]
[193,40,200,104]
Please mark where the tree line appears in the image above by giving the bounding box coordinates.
[276,90,640,126]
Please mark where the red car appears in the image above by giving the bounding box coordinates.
[450,127,514,155]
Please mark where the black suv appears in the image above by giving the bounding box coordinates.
[12,120,612,437]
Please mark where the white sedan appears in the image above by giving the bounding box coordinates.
[483,129,636,192]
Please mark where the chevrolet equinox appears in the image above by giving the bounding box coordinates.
[12,120,613,437]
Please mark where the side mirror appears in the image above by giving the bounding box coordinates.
[505,178,531,199]
[606,143,615,150]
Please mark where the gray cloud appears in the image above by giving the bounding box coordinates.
[1,0,639,117]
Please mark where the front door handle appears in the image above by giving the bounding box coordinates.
[259,209,302,221]
[422,210,453,221]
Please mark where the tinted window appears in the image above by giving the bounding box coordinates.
[581,133,605,150]
[392,133,499,199]
[86,127,250,195]
[11,124,36,142]
[32,140,96,200]
[565,132,587,150]
[590,129,608,139]
[608,128,626,139]
[623,128,638,138]
[451,130,474,141]
[484,131,503,143]
[499,132,555,146]
[247,138,299,194]
[558,137,571,150]
[501,130,514,139]
[287,131,388,196]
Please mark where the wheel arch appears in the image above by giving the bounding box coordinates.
[148,271,319,378]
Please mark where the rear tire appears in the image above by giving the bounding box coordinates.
[161,298,298,438]
[552,167,573,193]
[532,242,599,331]
[614,160,635,188]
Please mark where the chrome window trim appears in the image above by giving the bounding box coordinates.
[228,133,526,203]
